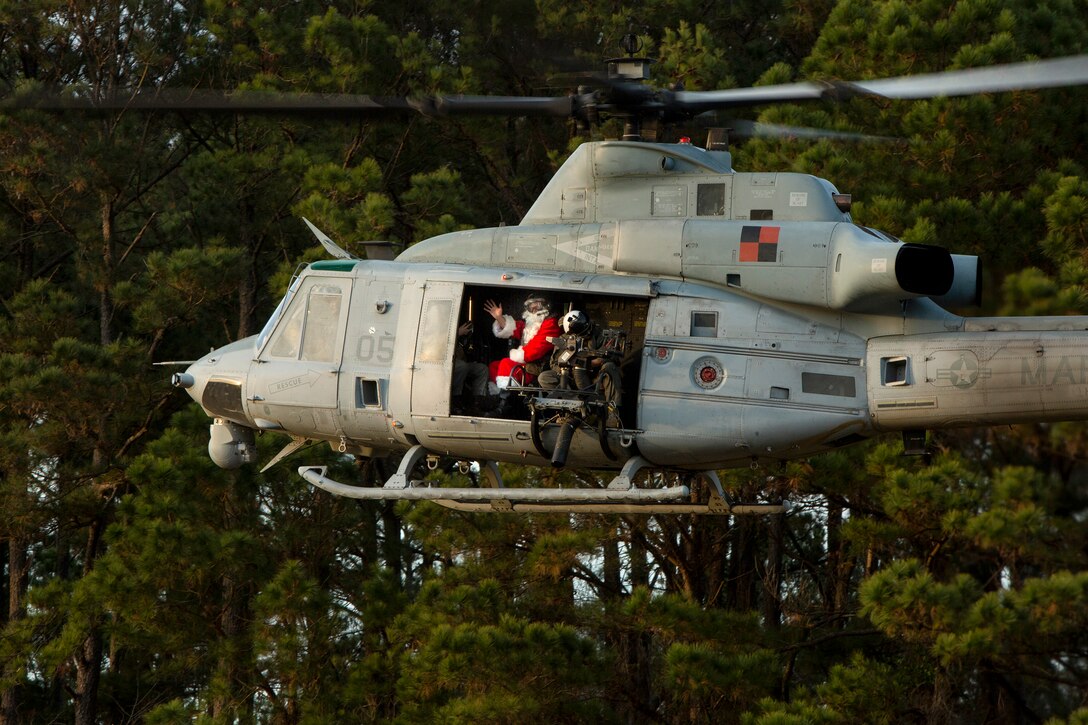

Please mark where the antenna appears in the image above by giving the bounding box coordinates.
[706,127,730,151]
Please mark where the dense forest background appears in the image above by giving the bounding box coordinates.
[1,1,1086,723]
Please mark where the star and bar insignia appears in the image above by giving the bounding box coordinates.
[739,225,780,262]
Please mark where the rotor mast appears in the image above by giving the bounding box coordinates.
[605,32,655,141]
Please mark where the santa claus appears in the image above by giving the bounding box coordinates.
[484,294,561,391]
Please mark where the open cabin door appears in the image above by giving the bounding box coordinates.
[249,275,352,436]
[411,281,462,417]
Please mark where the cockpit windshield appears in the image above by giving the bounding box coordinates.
[255,273,304,353]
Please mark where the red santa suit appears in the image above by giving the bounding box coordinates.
[488,308,561,389]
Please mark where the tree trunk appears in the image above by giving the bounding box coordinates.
[703,521,729,608]
[727,516,757,611]
[211,574,253,720]
[6,537,28,618]
[602,528,621,598]
[237,244,259,339]
[826,498,852,625]
[72,520,104,725]
[357,459,383,568]
[237,201,261,339]
[73,631,103,725]
[1,536,28,724]
[99,194,114,346]
[16,216,34,284]
[627,523,650,589]
[382,503,402,585]
[761,513,783,629]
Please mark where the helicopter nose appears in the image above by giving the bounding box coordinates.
[172,372,195,389]
[174,359,209,407]
[171,336,259,417]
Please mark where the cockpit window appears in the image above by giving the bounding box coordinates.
[268,295,307,358]
[300,291,342,362]
[265,280,345,362]
[256,274,303,353]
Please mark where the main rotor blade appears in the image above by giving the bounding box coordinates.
[852,54,1088,99]
[1,89,412,114]
[0,88,574,117]
[422,95,573,116]
[725,118,898,143]
[5,54,1083,128]
[670,54,1088,113]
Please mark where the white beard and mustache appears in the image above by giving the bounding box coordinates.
[520,308,548,342]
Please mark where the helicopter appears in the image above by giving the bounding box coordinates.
[112,47,1087,514]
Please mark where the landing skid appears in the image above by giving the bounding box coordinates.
[299,445,788,515]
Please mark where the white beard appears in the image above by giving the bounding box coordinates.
[521,309,547,342]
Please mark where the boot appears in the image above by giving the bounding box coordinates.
[487,392,514,418]
[473,394,499,413]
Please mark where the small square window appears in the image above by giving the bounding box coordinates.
[770,386,790,400]
[357,378,381,407]
[882,357,909,387]
[697,184,725,216]
[691,311,718,337]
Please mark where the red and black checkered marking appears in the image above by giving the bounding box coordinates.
[739,225,780,262]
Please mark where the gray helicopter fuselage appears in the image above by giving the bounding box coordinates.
[179,140,1088,472]
[182,258,867,469]
[181,258,1088,472]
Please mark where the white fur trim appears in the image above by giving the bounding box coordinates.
[496,375,510,390]
[493,315,517,339]
[509,348,525,363]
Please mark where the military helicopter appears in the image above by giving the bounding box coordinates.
[90,44,1088,514]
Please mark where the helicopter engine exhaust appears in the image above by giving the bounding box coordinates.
[892,246,982,307]
[893,243,954,295]
[823,229,975,311]
[208,418,256,470]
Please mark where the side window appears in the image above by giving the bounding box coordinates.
[267,281,345,361]
[697,183,725,216]
[418,299,453,364]
[300,290,342,362]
